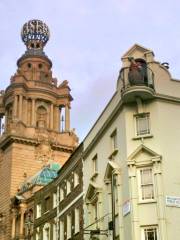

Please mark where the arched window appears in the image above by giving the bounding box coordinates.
[36,106,47,128]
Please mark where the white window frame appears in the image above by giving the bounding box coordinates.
[74,172,79,187]
[60,187,64,202]
[92,154,98,175]
[66,179,71,195]
[137,167,155,202]
[115,214,119,237]
[110,129,118,151]
[36,227,40,240]
[135,113,150,137]
[36,203,41,218]
[53,192,57,208]
[67,214,72,239]
[59,220,64,240]
[141,226,158,240]
[53,222,57,240]
[92,200,98,222]
[74,207,80,234]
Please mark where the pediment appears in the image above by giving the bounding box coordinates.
[122,44,154,59]
[128,144,161,164]
[104,161,120,180]
[85,181,101,202]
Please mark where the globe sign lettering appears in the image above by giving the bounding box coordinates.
[21,20,50,45]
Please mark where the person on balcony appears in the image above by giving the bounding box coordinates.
[128,57,144,85]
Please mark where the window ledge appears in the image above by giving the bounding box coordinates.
[74,183,79,188]
[90,172,98,180]
[138,200,156,204]
[44,210,50,214]
[66,191,71,196]
[133,134,153,140]
[108,148,118,159]
[74,230,80,235]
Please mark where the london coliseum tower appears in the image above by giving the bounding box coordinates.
[0,20,78,239]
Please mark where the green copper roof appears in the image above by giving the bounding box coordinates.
[19,163,61,193]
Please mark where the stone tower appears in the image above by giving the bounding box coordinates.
[0,19,78,239]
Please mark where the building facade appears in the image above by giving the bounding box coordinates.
[83,44,180,240]
[33,171,58,240]
[33,143,83,240]
[0,19,78,240]
[56,143,83,240]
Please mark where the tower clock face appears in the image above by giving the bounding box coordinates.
[21,19,50,48]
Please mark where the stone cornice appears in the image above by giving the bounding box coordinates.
[51,143,74,153]
[0,134,75,153]
[155,93,180,103]
[5,83,72,101]
[0,134,39,150]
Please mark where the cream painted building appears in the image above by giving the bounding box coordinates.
[83,44,180,240]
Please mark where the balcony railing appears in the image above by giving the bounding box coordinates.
[119,66,154,91]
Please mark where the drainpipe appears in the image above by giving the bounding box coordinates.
[111,172,116,240]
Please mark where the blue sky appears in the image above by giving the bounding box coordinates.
[0,0,180,140]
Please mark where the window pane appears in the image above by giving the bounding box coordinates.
[92,155,98,173]
[67,214,72,239]
[136,114,150,136]
[75,208,80,233]
[141,169,153,185]
[60,221,64,240]
[111,131,117,150]
[144,228,157,240]
[142,185,154,200]
[74,172,79,187]
[140,168,154,200]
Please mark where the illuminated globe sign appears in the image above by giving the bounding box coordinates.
[21,19,50,50]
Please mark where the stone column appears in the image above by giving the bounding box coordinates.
[31,98,36,126]
[13,95,18,119]
[128,163,140,240]
[65,104,70,131]
[5,110,8,131]
[55,106,60,132]
[97,192,103,230]
[115,171,124,239]
[0,117,2,135]
[50,103,54,129]
[11,209,17,239]
[86,203,91,227]
[19,204,26,238]
[19,94,23,120]
[153,158,167,240]
[23,98,28,124]
[105,180,112,217]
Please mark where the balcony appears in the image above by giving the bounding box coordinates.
[119,66,155,103]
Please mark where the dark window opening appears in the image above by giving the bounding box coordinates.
[27,63,32,68]
[31,43,35,48]
[38,63,43,69]
[44,196,51,212]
